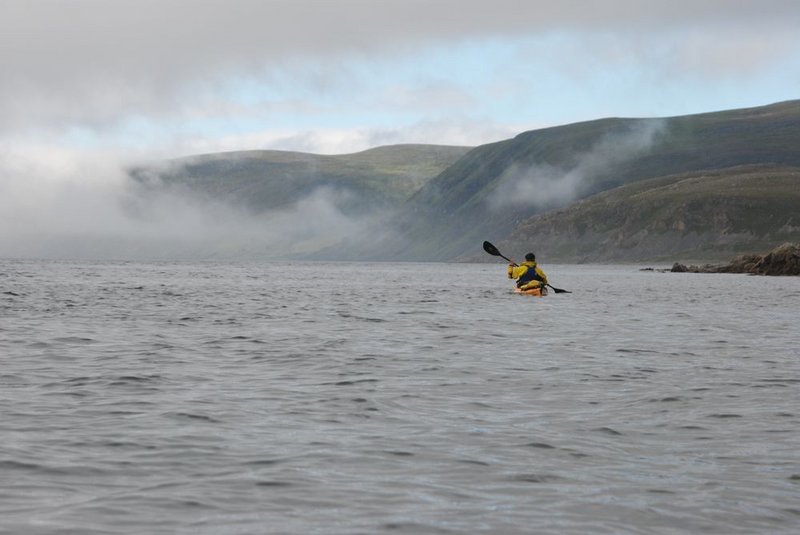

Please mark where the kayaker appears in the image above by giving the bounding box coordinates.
[508,252,548,291]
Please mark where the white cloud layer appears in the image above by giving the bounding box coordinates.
[3,0,799,139]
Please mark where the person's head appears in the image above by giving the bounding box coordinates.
[525,252,536,262]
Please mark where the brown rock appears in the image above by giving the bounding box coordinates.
[671,243,800,275]
[751,243,800,275]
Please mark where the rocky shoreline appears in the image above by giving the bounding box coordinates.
[665,243,800,275]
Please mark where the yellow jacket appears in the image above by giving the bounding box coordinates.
[508,261,548,288]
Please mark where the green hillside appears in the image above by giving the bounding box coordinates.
[129,144,471,216]
[495,165,800,263]
[377,100,800,261]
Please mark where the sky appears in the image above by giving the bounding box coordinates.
[2,0,800,258]
[3,0,800,157]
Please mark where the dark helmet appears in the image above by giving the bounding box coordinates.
[525,252,536,261]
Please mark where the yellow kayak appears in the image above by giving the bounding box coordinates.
[514,286,548,297]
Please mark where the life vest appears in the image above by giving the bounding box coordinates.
[516,262,544,288]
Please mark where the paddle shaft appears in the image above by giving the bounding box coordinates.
[498,252,516,266]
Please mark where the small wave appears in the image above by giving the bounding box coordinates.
[383,522,451,533]
[166,412,220,423]
[255,481,293,487]
[108,375,162,387]
[383,450,414,457]
[161,291,183,296]
[102,441,158,449]
[525,442,556,449]
[113,375,161,382]
[42,376,93,387]
[337,312,387,322]
[328,379,379,386]
[243,459,284,466]
[53,336,97,344]
[762,378,800,384]
[0,373,28,385]
[0,460,105,476]
[0,460,45,472]
[593,427,624,436]
[509,473,563,483]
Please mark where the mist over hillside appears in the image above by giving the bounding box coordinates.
[131,145,470,214]
[123,144,470,259]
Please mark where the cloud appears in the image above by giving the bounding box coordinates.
[3,0,798,135]
[489,120,666,210]
[665,28,798,79]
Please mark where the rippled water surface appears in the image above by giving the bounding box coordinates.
[1,260,799,534]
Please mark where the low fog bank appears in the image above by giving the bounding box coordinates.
[489,119,666,210]
[0,147,386,261]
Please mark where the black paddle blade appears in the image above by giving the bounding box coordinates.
[482,241,501,256]
[548,285,571,294]
[483,240,516,265]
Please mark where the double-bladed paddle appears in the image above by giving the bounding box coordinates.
[482,241,571,294]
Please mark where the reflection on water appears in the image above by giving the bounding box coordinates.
[1,260,799,534]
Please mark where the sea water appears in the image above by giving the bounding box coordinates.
[1,260,798,534]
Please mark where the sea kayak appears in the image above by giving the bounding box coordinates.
[514,286,548,297]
